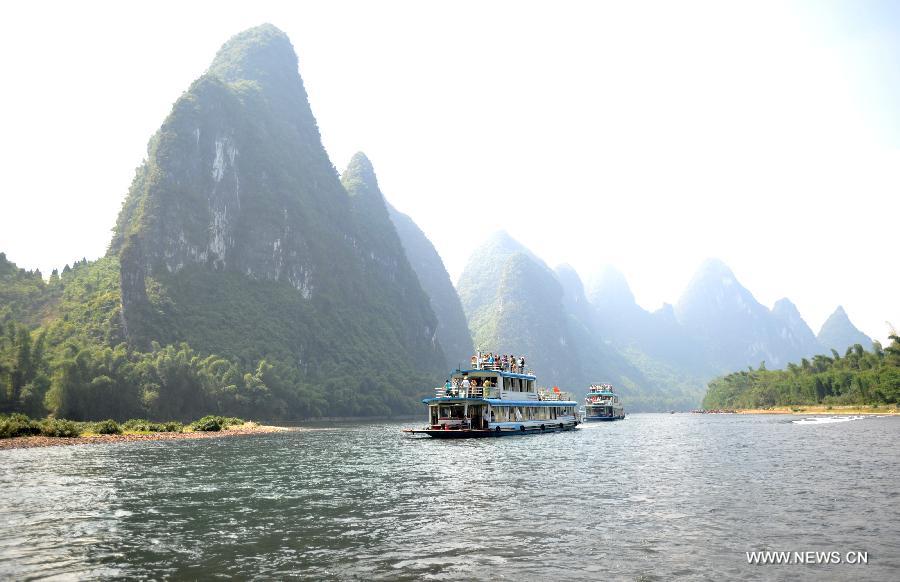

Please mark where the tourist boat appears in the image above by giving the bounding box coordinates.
[583,383,625,421]
[403,353,580,438]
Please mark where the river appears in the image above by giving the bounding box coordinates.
[1,414,898,580]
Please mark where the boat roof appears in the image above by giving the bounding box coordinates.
[423,397,577,406]
[451,368,536,380]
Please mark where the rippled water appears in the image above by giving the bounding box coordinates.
[1,414,898,580]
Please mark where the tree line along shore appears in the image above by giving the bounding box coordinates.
[702,335,900,410]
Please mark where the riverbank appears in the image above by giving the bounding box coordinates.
[735,405,900,415]
[0,422,291,451]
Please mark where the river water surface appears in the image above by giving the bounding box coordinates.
[1,414,898,580]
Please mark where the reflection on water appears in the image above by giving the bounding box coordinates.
[1,414,898,580]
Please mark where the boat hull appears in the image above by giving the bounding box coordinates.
[583,415,624,422]
[404,424,578,438]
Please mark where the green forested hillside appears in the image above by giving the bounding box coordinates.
[702,338,900,409]
[1,25,448,421]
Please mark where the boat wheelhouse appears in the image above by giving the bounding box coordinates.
[583,383,625,421]
[403,353,579,438]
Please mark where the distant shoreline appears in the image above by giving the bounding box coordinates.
[0,423,291,451]
[734,405,900,416]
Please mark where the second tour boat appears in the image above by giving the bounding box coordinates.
[583,383,625,421]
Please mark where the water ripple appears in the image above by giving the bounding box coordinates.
[0,415,898,580]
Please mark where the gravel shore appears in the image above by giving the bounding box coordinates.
[0,423,289,450]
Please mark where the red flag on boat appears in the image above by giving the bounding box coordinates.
[553,386,560,393]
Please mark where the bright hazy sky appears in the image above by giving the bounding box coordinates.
[1,1,897,343]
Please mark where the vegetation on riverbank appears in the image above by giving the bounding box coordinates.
[0,254,438,421]
[702,334,900,409]
[0,413,248,439]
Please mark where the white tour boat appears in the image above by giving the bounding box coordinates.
[403,352,580,438]
[583,383,625,421]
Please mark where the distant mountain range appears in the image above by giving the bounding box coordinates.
[457,232,876,410]
[0,24,880,418]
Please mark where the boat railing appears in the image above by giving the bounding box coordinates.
[468,359,533,375]
[537,390,571,401]
[433,385,493,399]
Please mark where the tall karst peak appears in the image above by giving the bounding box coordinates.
[554,264,592,321]
[341,153,401,254]
[586,265,636,308]
[676,258,747,317]
[109,25,445,395]
[555,264,587,298]
[693,257,736,284]
[772,297,809,328]
[342,152,380,199]
[206,23,319,136]
[818,305,873,353]
[457,230,546,319]
[771,297,821,359]
[675,258,797,371]
[209,24,298,86]
[484,230,528,256]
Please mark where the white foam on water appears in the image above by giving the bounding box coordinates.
[792,416,866,425]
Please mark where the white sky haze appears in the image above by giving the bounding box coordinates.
[0,0,897,343]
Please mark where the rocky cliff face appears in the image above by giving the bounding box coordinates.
[110,24,444,386]
[387,202,473,368]
[817,306,873,353]
[771,298,822,361]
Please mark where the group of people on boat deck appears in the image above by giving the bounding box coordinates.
[444,375,494,396]
[470,352,526,373]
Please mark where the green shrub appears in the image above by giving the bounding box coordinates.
[122,418,145,431]
[0,413,41,439]
[221,417,245,427]
[93,419,122,435]
[39,418,82,438]
[122,419,184,432]
[191,415,223,432]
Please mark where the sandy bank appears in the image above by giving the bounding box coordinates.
[0,423,291,451]
[735,405,900,416]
